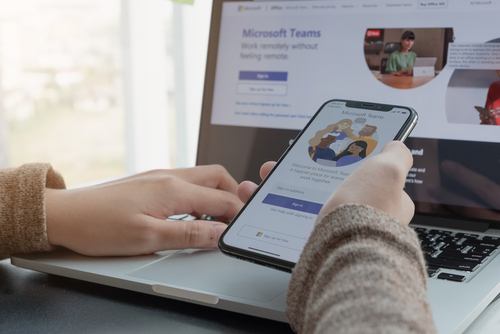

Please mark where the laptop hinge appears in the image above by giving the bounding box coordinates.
[411,214,490,232]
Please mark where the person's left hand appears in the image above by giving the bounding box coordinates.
[45,165,242,256]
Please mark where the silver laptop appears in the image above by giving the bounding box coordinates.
[413,57,437,77]
[12,1,500,333]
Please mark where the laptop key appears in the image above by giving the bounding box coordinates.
[437,273,466,282]
[470,246,496,255]
[436,235,458,243]
[481,236,500,242]
[425,256,479,272]
[427,266,440,277]
[455,233,479,239]
[429,229,453,236]
[462,239,500,248]
[421,246,435,255]
[440,244,467,253]
[436,251,486,263]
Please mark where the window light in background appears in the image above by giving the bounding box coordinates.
[0,0,213,186]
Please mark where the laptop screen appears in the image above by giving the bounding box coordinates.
[197,0,500,226]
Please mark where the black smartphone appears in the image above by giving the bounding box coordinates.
[219,99,418,272]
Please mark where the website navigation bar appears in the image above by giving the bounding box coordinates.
[228,0,499,15]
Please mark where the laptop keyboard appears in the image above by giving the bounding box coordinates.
[414,227,500,283]
[168,216,500,283]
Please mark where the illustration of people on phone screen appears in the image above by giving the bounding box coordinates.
[308,119,356,162]
[309,118,377,167]
[327,119,355,141]
[332,141,368,167]
[349,124,379,156]
[308,133,337,162]
[309,120,352,160]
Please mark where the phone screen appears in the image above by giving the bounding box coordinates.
[221,100,415,265]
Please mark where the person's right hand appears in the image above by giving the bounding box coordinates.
[45,165,242,256]
[319,141,414,225]
[238,141,415,225]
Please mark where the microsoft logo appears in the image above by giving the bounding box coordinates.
[256,232,263,237]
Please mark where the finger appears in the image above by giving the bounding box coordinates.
[440,160,500,208]
[318,141,413,222]
[344,141,412,192]
[398,192,415,225]
[260,161,276,181]
[379,141,414,174]
[165,179,243,220]
[238,180,259,203]
[151,165,239,195]
[149,218,228,250]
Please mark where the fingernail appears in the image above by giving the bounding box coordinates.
[215,224,227,238]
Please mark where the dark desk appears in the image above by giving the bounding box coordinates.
[0,259,294,334]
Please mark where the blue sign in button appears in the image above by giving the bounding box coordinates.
[239,71,288,81]
[262,193,322,215]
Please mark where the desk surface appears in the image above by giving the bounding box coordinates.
[5,257,500,333]
[0,259,294,334]
[379,74,435,89]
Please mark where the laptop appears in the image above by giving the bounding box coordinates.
[12,1,500,333]
[413,57,437,77]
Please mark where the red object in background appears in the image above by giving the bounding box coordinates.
[366,30,381,37]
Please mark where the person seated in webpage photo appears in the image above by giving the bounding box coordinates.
[386,30,417,77]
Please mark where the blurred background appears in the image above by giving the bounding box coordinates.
[0,0,211,186]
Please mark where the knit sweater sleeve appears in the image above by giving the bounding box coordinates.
[286,204,436,334]
[0,163,66,257]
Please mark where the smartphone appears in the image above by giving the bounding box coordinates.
[475,106,491,118]
[219,99,418,272]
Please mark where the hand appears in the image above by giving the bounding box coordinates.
[318,141,414,225]
[394,68,413,77]
[479,112,493,124]
[45,165,242,256]
[238,161,276,203]
[491,107,500,116]
[238,141,414,225]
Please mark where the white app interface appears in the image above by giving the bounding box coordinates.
[223,101,411,263]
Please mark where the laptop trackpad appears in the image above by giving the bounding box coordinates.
[126,249,290,302]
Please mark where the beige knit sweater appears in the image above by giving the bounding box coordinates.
[0,163,65,257]
[287,204,437,333]
[1,164,436,333]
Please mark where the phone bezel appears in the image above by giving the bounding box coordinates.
[218,99,418,272]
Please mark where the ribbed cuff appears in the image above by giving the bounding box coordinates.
[0,163,65,256]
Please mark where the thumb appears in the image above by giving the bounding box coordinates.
[147,218,227,251]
